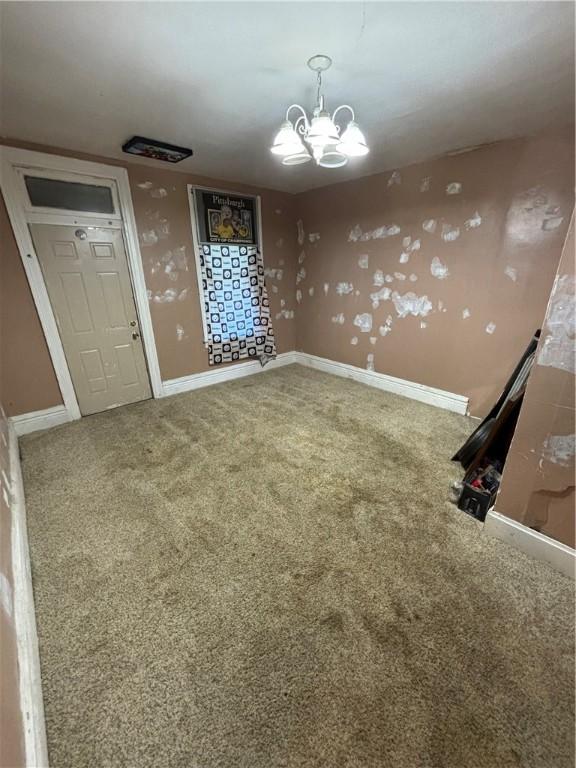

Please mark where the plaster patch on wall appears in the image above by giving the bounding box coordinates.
[151,187,168,198]
[296,289,302,304]
[309,232,321,243]
[504,266,518,282]
[149,288,178,304]
[265,267,284,281]
[441,224,460,242]
[358,254,370,269]
[431,256,450,279]
[437,300,445,311]
[370,287,391,310]
[323,283,330,295]
[366,353,375,371]
[537,274,576,374]
[176,324,185,341]
[446,182,462,195]
[392,292,433,318]
[309,287,315,297]
[373,270,385,287]
[349,224,401,242]
[385,274,394,283]
[422,219,437,233]
[369,336,377,345]
[331,313,346,325]
[409,274,418,282]
[350,336,359,345]
[178,288,189,301]
[542,216,564,231]
[297,219,305,245]
[542,434,576,467]
[276,309,295,320]
[298,250,306,264]
[336,282,354,296]
[387,171,402,187]
[393,272,406,281]
[465,211,482,229]
[271,285,279,294]
[420,321,428,329]
[462,308,471,319]
[399,252,409,264]
[141,229,159,246]
[420,177,431,192]
[296,267,306,284]
[354,313,373,333]
[137,181,153,189]
[485,322,497,334]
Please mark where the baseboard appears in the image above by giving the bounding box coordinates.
[485,510,575,579]
[11,404,71,436]
[161,351,299,398]
[8,423,49,766]
[293,352,469,415]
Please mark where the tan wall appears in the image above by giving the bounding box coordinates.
[496,213,575,548]
[0,402,26,768]
[294,127,574,417]
[0,140,297,415]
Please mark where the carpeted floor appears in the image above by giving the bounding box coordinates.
[22,365,574,768]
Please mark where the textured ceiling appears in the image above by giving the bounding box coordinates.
[1,1,574,193]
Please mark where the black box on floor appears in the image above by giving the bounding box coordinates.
[457,483,496,522]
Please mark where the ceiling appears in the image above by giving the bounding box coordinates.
[1,2,574,194]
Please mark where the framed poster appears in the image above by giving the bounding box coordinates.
[192,187,258,245]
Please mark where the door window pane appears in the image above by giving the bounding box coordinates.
[25,176,115,214]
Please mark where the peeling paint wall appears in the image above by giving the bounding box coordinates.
[0,401,26,768]
[294,127,574,416]
[496,213,575,548]
[0,140,297,415]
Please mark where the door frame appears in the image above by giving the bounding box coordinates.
[1,147,163,420]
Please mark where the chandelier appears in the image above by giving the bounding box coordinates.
[270,55,369,169]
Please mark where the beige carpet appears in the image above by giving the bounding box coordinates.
[22,365,574,768]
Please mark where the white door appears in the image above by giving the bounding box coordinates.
[29,224,152,416]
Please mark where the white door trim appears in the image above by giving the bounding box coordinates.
[0,147,162,420]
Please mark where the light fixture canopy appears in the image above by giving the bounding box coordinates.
[269,55,369,170]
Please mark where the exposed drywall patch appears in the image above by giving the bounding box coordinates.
[349,224,401,242]
[296,289,302,304]
[387,171,402,187]
[542,216,564,231]
[462,308,471,319]
[441,224,460,242]
[392,291,433,318]
[504,266,518,282]
[336,282,354,296]
[354,313,373,333]
[420,177,431,192]
[542,434,576,467]
[323,283,330,295]
[486,322,497,334]
[176,324,185,341]
[358,254,370,269]
[465,211,482,229]
[309,232,321,243]
[331,313,345,325]
[446,182,462,195]
[422,218,437,233]
[431,256,450,279]
[350,336,359,345]
[409,274,418,282]
[370,286,391,310]
[373,270,385,287]
[366,353,375,371]
[137,181,153,189]
[297,219,305,245]
[537,274,576,374]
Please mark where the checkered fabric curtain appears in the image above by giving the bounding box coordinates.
[199,243,276,366]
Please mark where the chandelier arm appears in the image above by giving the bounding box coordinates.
[332,104,356,130]
[285,103,309,128]
[294,115,308,137]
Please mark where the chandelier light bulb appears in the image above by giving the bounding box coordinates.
[269,55,368,170]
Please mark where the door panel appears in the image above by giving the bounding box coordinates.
[30,224,152,416]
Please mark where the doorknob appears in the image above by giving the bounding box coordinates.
[132,331,140,340]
